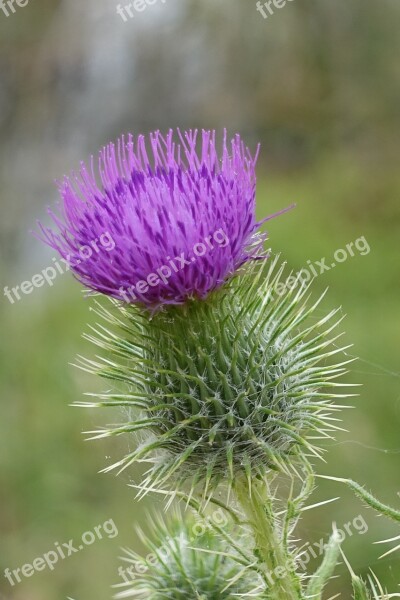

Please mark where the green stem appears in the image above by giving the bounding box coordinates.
[235,476,302,600]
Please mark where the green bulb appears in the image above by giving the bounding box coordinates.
[79,258,353,499]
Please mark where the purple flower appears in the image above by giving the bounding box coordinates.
[38,129,288,307]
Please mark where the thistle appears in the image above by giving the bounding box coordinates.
[39,129,399,599]
[115,513,262,599]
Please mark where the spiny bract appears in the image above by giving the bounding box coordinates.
[78,257,354,499]
[114,514,262,599]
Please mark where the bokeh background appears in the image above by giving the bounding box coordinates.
[1,0,399,598]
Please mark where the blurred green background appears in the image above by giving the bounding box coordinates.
[0,1,399,598]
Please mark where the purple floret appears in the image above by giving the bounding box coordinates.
[38,129,286,307]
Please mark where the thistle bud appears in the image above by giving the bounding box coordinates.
[115,514,261,599]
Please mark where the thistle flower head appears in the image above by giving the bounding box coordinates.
[115,514,261,599]
[38,129,283,307]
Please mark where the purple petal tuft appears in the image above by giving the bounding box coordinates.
[37,129,287,307]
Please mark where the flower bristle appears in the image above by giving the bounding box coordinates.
[76,257,355,500]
